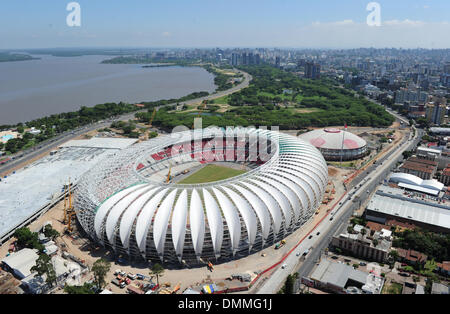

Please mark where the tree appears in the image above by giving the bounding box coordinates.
[283,274,296,294]
[150,263,165,286]
[92,258,111,289]
[43,225,60,240]
[31,253,57,287]
[361,228,367,236]
[388,250,399,262]
[13,227,44,252]
[64,283,95,294]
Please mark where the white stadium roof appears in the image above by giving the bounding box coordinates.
[299,128,367,151]
[75,128,329,264]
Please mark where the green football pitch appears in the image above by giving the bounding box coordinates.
[178,164,247,184]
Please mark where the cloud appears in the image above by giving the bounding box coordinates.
[161,31,171,37]
[383,19,425,26]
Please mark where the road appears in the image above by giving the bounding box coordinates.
[0,69,252,176]
[256,118,422,294]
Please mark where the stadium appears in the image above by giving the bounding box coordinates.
[299,128,368,161]
[74,128,328,265]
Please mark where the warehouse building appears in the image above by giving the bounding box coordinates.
[366,186,450,233]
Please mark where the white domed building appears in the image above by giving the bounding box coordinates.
[74,128,328,265]
[299,128,368,161]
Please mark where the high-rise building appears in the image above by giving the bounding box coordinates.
[426,103,447,125]
[275,56,281,68]
[255,54,261,65]
[305,62,321,79]
[242,53,248,65]
[248,53,255,65]
[231,53,239,66]
[444,62,450,74]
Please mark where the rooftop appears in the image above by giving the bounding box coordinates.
[1,248,39,279]
[366,186,450,231]
[0,138,137,239]
[310,259,384,294]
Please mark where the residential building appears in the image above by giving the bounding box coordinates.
[436,261,450,277]
[396,248,427,267]
[305,62,321,79]
[310,259,384,294]
[441,166,450,186]
[426,103,447,126]
[399,157,437,180]
[331,226,392,263]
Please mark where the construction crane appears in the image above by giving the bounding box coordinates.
[63,178,74,224]
[67,211,76,233]
[166,165,173,183]
[63,178,77,233]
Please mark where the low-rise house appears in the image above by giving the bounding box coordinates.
[396,248,428,266]
[435,261,450,276]
[310,259,384,294]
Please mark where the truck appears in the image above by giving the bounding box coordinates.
[275,240,286,250]
[112,279,126,289]
[127,285,144,295]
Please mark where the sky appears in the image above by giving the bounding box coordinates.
[0,0,449,49]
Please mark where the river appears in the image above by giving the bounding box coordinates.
[0,55,216,125]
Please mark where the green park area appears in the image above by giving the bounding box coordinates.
[179,164,246,184]
[138,65,395,131]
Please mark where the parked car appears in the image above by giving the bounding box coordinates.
[281,264,287,269]
[316,232,321,236]
[359,262,367,266]
[136,274,145,280]
[308,235,313,239]
[399,272,411,277]
[127,273,137,280]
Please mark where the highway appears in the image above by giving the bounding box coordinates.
[0,69,252,176]
[256,118,422,294]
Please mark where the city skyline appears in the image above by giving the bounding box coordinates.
[1,0,450,49]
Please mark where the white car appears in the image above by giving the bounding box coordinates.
[296,252,301,257]
[281,263,287,269]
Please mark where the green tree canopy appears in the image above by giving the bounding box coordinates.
[92,258,111,289]
[150,263,165,286]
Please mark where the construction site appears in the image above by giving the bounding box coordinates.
[0,117,408,294]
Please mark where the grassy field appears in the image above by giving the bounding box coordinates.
[382,282,403,294]
[179,164,246,184]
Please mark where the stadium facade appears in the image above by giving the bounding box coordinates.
[299,128,368,161]
[74,128,328,265]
